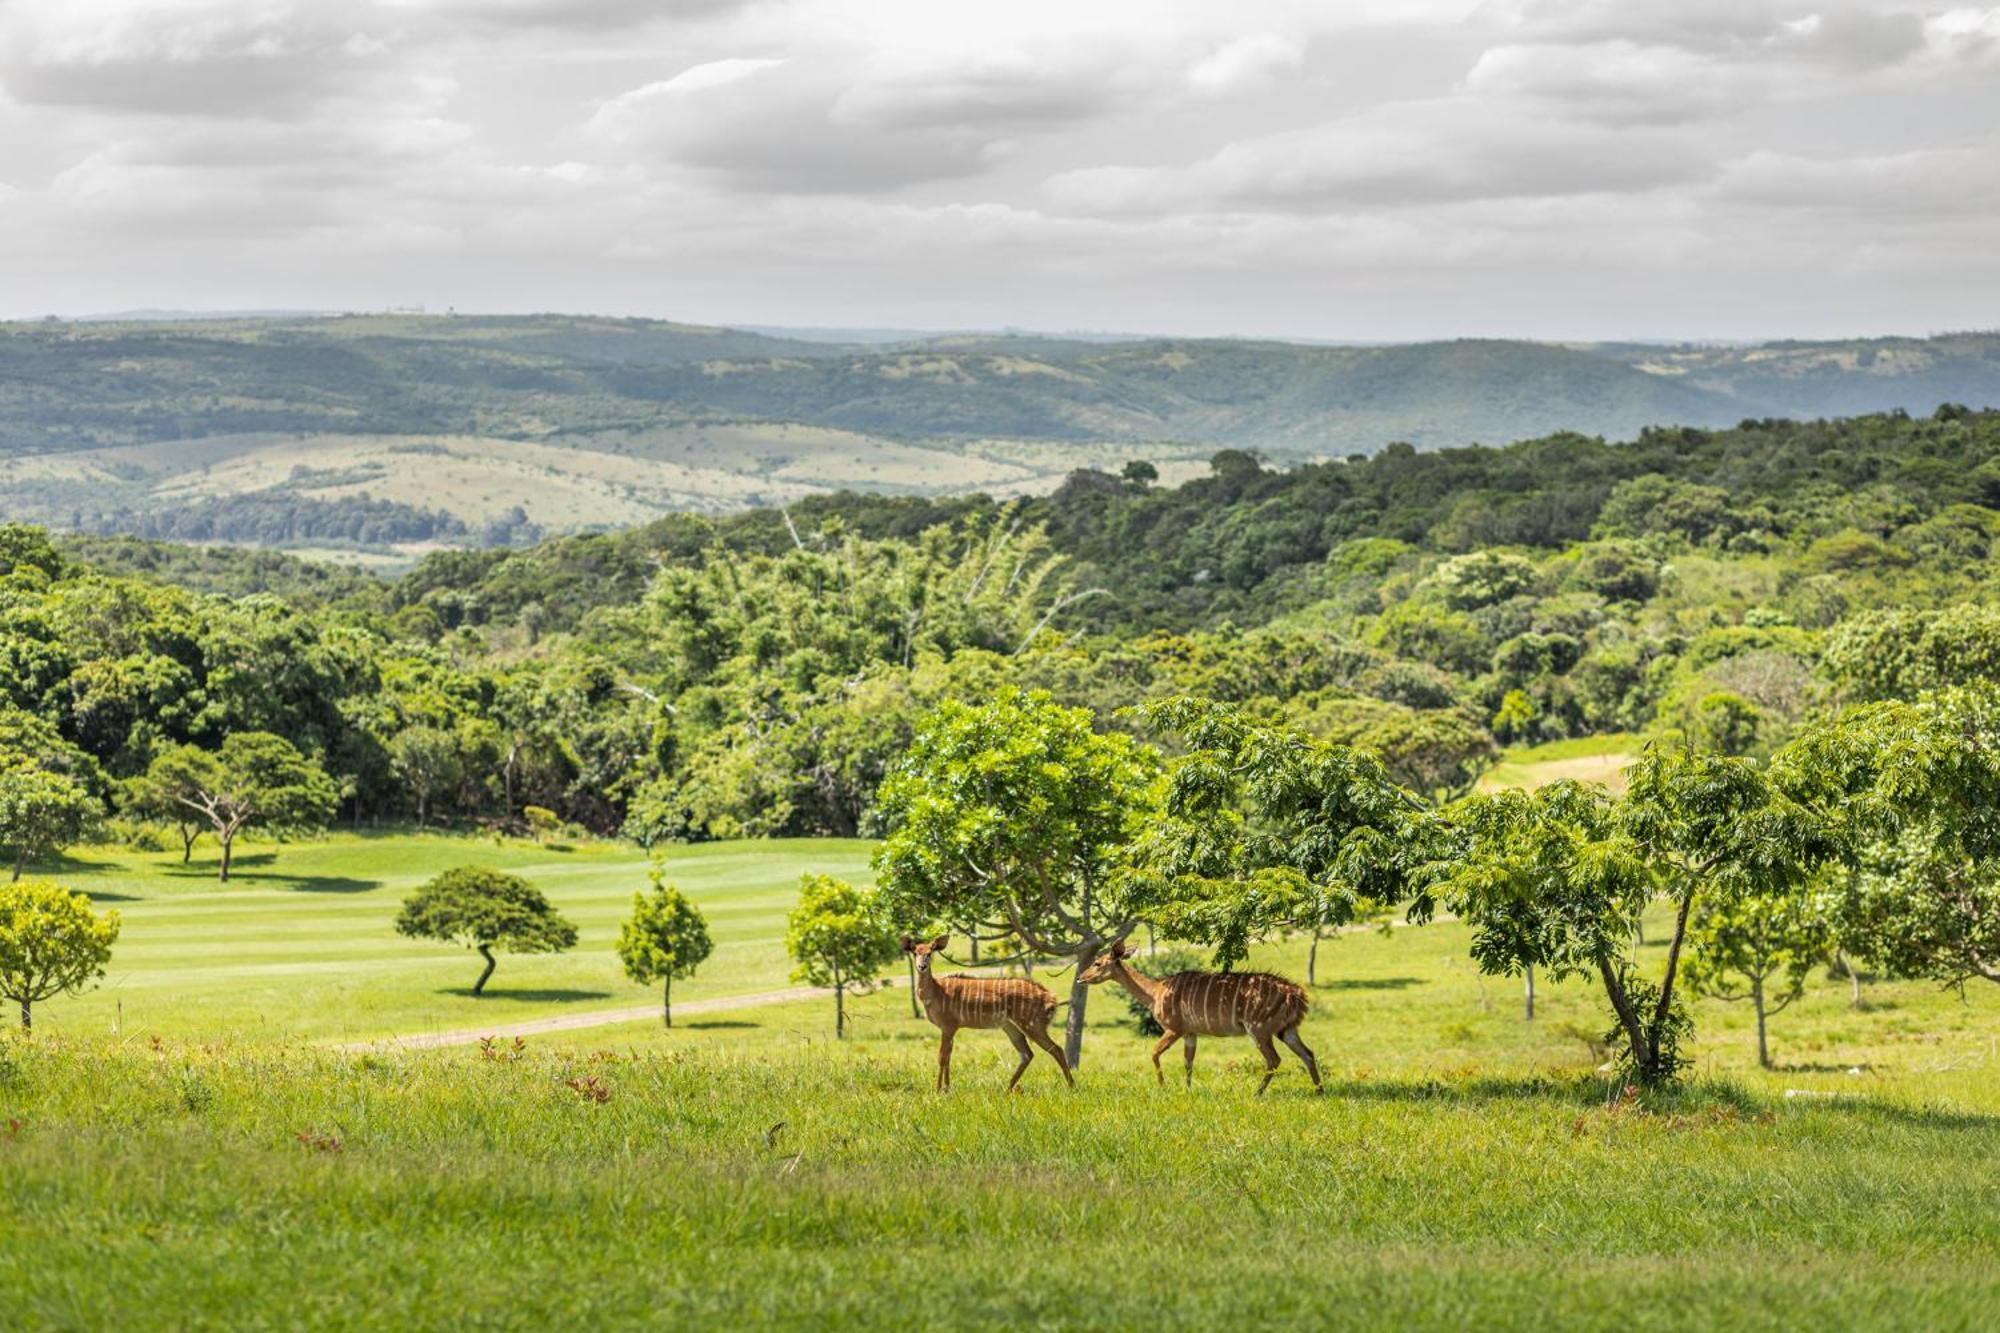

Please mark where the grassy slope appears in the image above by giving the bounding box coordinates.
[3,889,1996,1330]
[1478,733,1645,795]
[42,833,872,1041]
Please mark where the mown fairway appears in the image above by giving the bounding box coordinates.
[4,834,1998,1330]
[36,833,873,1041]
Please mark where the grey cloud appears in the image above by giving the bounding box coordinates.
[1045,101,1711,214]
[380,0,753,33]
[0,3,401,119]
[592,49,1140,193]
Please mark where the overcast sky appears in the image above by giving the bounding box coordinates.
[1,0,1996,340]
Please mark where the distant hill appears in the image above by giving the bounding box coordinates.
[1,313,1995,552]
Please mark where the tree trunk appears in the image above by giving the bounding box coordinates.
[473,943,497,996]
[969,936,979,964]
[180,826,196,863]
[10,854,21,882]
[1309,927,1322,987]
[662,977,672,1028]
[18,998,29,1030]
[218,833,234,883]
[1063,965,1090,1068]
[416,794,427,828]
[1146,922,1156,956]
[1753,976,1770,1069]
[836,972,847,1039]
[1652,894,1695,1031]
[1524,964,1536,1021]
[1596,953,1648,1075]
[1838,950,1863,1008]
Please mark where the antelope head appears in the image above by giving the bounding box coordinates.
[900,933,950,977]
[1077,939,1131,985]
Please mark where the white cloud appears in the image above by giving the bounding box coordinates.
[1047,101,1708,214]
[1186,32,1305,95]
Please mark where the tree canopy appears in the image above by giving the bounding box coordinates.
[395,867,578,996]
[0,878,120,1029]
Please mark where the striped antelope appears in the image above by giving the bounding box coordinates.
[1079,942,1322,1095]
[902,934,1074,1093]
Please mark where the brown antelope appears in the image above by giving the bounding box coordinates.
[902,934,1074,1093]
[1079,941,1322,1095]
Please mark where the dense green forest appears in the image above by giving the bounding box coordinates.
[6,404,1994,850]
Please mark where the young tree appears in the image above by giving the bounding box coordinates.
[874,689,1160,1065]
[132,734,339,882]
[121,767,206,862]
[616,869,713,1027]
[786,874,899,1038]
[1788,682,2000,989]
[0,879,120,1030]
[1683,890,1834,1068]
[395,866,577,996]
[1442,745,1841,1084]
[1117,699,1430,971]
[389,724,461,827]
[0,757,98,881]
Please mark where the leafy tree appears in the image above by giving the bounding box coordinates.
[1615,744,1840,1079]
[1120,699,1430,970]
[389,724,461,827]
[875,689,1160,1065]
[1492,689,1537,743]
[1291,696,1497,798]
[121,766,206,862]
[0,879,119,1029]
[785,873,899,1037]
[0,756,98,881]
[1788,683,2000,989]
[395,866,577,996]
[1683,890,1834,1068]
[616,869,713,1026]
[1428,550,1537,611]
[1440,744,1841,1084]
[132,734,338,881]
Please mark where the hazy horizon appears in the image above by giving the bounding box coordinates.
[23,305,2000,351]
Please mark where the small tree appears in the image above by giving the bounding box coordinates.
[389,725,461,828]
[1118,699,1428,971]
[0,879,120,1030]
[616,869,713,1027]
[1441,744,1840,1085]
[395,866,577,996]
[0,757,98,881]
[134,734,338,882]
[1683,890,1834,1068]
[1789,683,2000,990]
[121,766,206,862]
[785,874,899,1038]
[875,689,1159,1066]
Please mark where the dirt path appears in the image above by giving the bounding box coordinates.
[333,984,834,1052]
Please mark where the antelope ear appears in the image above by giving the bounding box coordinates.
[1111,941,1128,959]
[928,934,950,953]
[899,934,914,953]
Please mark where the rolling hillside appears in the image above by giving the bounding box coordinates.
[3,313,1997,552]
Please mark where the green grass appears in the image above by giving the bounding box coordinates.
[38,832,872,1041]
[7,833,1999,1328]
[1479,732,1643,794]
